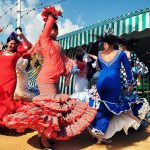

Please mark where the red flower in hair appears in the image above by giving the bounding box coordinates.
[41,6,62,22]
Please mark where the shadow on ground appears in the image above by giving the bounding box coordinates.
[27,126,150,150]
[0,126,33,137]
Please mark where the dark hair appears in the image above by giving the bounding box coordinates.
[6,37,20,44]
[101,34,118,45]
[76,46,82,53]
[6,32,20,44]
[76,53,84,62]
[118,38,137,48]
[75,47,84,61]
[43,22,58,31]
[52,22,58,31]
[2,36,20,52]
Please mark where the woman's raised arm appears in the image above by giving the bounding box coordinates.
[41,7,62,40]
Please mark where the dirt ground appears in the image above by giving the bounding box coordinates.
[0,125,150,150]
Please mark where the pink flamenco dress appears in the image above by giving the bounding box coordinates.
[3,7,98,140]
[0,42,31,125]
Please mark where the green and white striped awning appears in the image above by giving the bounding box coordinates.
[58,8,150,49]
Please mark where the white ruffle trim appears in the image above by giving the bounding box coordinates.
[136,98,150,120]
[104,111,140,139]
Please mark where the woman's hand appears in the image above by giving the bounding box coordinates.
[41,6,62,22]
[127,85,134,93]
[88,53,97,60]
[136,79,141,86]
[16,28,24,39]
[16,27,32,49]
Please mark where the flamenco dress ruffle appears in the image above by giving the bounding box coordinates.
[71,85,150,139]
[3,93,98,140]
[132,61,148,76]
[120,61,150,124]
[0,86,24,125]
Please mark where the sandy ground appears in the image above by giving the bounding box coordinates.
[0,125,150,150]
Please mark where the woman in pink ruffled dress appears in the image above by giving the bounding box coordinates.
[3,7,98,150]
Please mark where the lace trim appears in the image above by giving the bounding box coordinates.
[102,100,132,115]
[99,50,121,67]
[136,98,150,120]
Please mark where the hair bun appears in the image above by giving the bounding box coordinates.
[101,34,118,45]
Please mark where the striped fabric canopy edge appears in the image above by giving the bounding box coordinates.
[58,7,150,49]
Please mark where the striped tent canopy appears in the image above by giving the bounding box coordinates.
[58,7,150,50]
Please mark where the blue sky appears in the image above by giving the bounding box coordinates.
[60,0,150,26]
[0,0,150,43]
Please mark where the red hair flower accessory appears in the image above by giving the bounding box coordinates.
[41,6,62,22]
